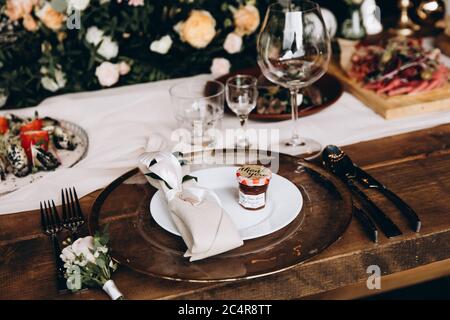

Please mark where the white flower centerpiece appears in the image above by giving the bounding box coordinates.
[60,227,123,300]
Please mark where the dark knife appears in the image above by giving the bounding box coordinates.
[302,165,379,243]
[345,178,402,238]
[354,207,378,243]
[322,145,403,238]
[353,166,421,232]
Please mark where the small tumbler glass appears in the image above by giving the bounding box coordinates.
[169,80,224,147]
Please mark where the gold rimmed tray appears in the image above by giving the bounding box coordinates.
[89,149,353,282]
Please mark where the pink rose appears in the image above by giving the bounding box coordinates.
[223,33,242,54]
[95,62,120,87]
[128,0,144,6]
[210,58,231,77]
[118,61,131,75]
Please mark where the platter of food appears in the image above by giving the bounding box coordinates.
[215,67,343,121]
[348,38,448,96]
[330,37,450,119]
[0,112,88,195]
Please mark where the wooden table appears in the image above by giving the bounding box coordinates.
[1,124,449,300]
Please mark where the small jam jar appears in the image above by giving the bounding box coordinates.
[236,165,272,210]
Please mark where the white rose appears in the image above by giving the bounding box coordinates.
[85,26,104,46]
[0,90,8,108]
[95,61,120,87]
[68,0,90,11]
[210,57,230,77]
[71,236,96,264]
[223,33,242,54]
[149,35,173,55]
[60,246,76,263]
[321,8,338,38]
[41,68,66,92]
[97,36,119,60]
[118,61,130,75]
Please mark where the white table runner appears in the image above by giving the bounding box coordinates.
[1,55,449,215]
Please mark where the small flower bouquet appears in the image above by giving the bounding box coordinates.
[60,227,123,300]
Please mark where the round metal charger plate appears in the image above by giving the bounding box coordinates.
[89,149,352,282]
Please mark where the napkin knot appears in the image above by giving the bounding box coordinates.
[143,151,243,261]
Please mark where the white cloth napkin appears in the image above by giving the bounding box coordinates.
[143,151,243,261]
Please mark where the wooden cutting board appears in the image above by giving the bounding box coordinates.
[328,61,450,120]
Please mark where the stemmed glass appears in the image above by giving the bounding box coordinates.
[257,0,331,156]
[225,75,258,148]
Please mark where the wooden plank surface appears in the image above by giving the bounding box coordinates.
[328,62,450,120]
[0,124,449,300]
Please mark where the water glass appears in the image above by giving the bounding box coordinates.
[169,80,224,146]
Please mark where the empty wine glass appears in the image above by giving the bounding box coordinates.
[257,0,331,157]
[225,75,258,148]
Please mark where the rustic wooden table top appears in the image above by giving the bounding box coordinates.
[1,124,449,300]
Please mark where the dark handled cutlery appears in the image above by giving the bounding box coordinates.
[322,145,402,238]
[353,207,378,243]
[40,200,67,293]
[301,164,378,243]
[353,166,421,232]
[61,187,85,241]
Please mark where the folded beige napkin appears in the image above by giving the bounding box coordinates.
[143,152,243,261]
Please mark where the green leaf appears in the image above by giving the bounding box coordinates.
[96,258,106,270]
[182,175,198,184]
[144,172,173,190]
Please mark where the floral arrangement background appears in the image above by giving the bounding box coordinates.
[0,0,268,108]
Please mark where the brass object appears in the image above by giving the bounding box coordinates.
[390,0,421,36]
[416,0,446,28]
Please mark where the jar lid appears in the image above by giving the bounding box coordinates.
[236,165,272,186]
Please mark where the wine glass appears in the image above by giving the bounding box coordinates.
[257,0,331,157]
[225,75,258,148]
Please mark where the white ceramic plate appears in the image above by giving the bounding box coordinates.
[150,166,303,240]
[0,120,89,196]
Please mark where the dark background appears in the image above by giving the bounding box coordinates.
[318,0,400,27]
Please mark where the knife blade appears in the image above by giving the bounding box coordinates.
[353,166,421,232]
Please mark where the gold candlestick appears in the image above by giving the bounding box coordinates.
[390,0,421,36]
